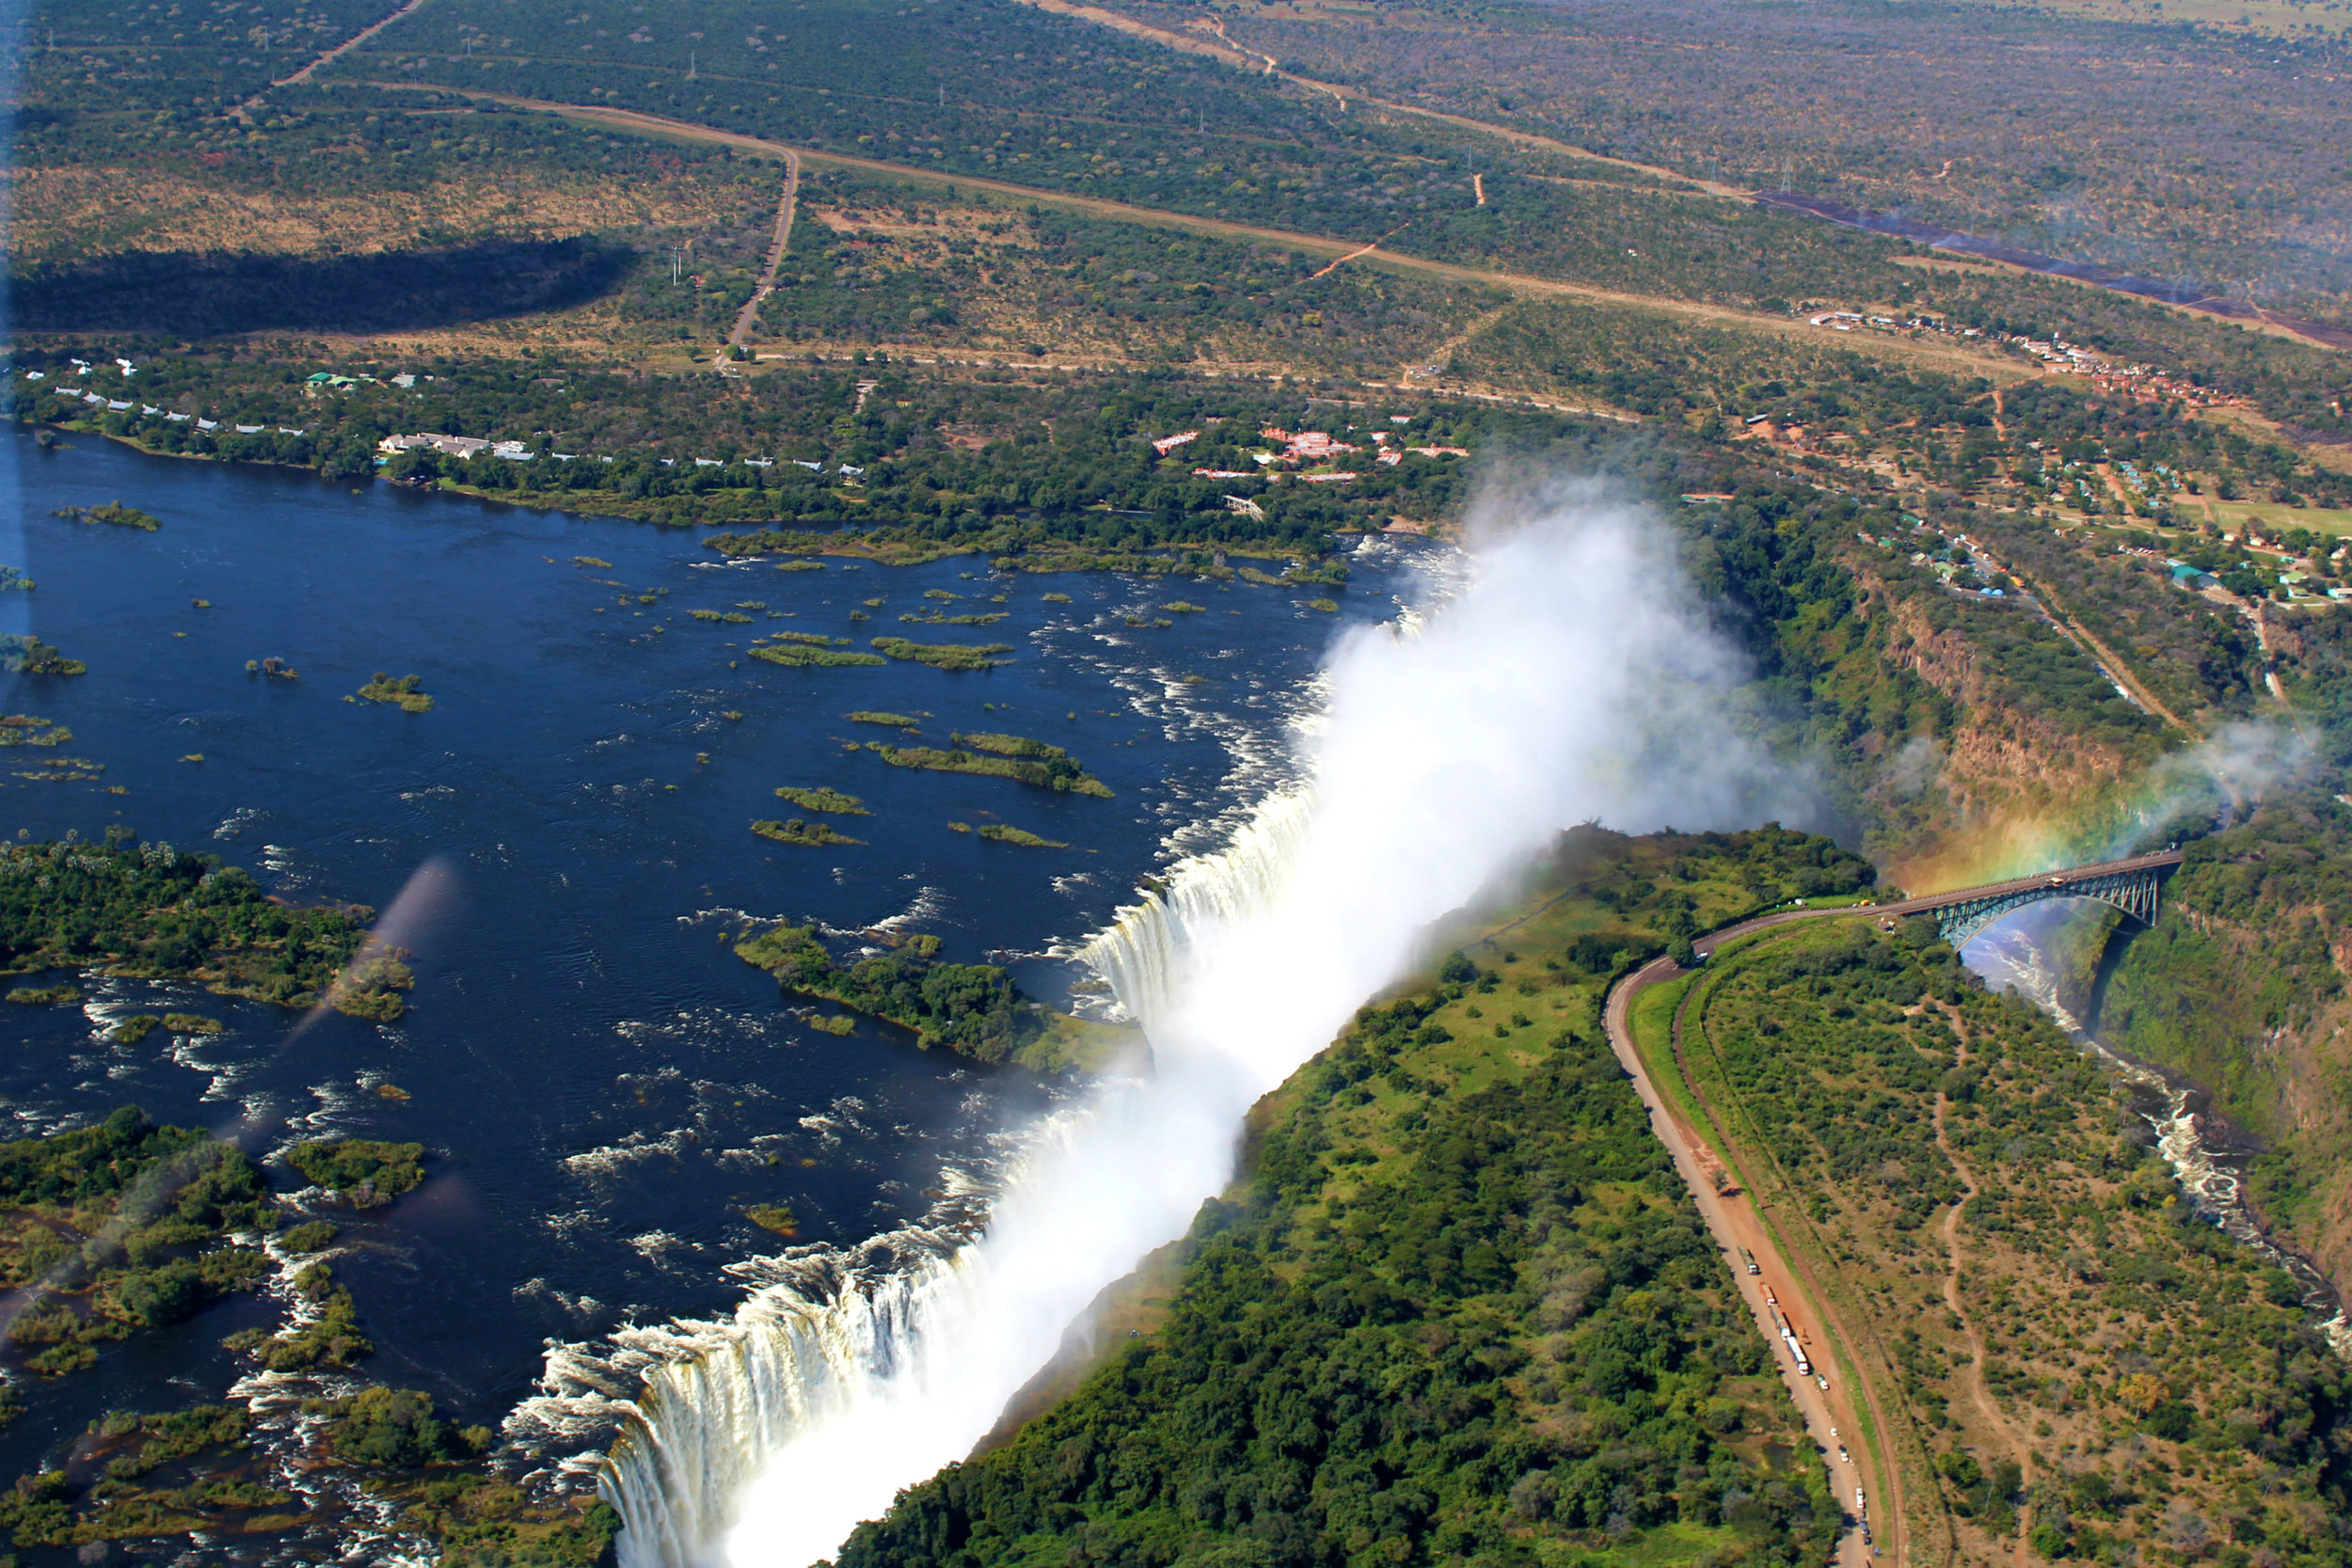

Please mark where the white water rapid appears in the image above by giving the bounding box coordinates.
[591,490,1815,1568]
[1968,907,2350,1354]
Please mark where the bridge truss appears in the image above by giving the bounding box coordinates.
[1932,866,2168,947]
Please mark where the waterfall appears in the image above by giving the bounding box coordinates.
[1080,788,1315,1030]
[564,497,1809,1568]
[598,1241,977,1568]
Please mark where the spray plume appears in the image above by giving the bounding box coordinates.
[1885,718,2312,894]
[604,484,1813,1568]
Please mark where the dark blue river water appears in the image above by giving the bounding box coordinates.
[0,427,1426,1497]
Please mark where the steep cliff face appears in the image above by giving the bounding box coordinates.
[1855,568,2158,884]
[2100,805,2352,1287]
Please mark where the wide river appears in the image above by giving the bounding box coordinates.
[0,426,1432,1537]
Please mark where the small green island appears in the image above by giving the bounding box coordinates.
[976,823,1068,848]
[745,1203,799,1236]
[0,715,71,749]
[775,785,868,815]
[846,711,922,729]
[52,501,161,531]
[734,923,1131,1073]
[898,610,1009,626]
[244,657,299,680]
[752,635,886,668]
[287,1138,426,1208]
[356,673,433,713]
[1,635,86,676]
[0,841,411,1017]
[866,734,1112,796]
[752,817,864,847]
[869,637,1013,671]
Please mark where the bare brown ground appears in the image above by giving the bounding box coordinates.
[4,163,747,267]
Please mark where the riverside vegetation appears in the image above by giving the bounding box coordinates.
[2096,794,2352,1290]
[837,826,1880,1568]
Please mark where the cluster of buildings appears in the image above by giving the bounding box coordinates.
[1148,418,1469,485]
[373,433,866,477]
[1801,311,2233,407]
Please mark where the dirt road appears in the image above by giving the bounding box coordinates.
[727,150,803,351]
[243,0,434,109]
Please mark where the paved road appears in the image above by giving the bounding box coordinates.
[1598,847,2184,1568]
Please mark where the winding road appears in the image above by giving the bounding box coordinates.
[1598,848,2184,1568]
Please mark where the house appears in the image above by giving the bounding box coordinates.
[1151,431,1200,455]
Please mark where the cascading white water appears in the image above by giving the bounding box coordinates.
[1968,907,2350,1354]
[1081,787,1316,1028]
[593,488,1818,1568]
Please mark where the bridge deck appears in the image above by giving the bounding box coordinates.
[1873,847,2182,919]
[1690,848,2184,960]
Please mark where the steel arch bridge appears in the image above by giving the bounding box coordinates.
[1917,858,2176,947]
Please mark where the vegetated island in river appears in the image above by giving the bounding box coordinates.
[866,733,1113,796]
[752,817,864,847]
[0,1108,274,1389]
[0,635,86,676]
[0,840,413,1017]
[775,784,868,815]
[956,822,1070,848]
[734,922,1130,1074]
[752,632,886,669]
[52,501,161,531]
[354,673,433,712]
[870,637,1013,671]
[0,1114,613,1565]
